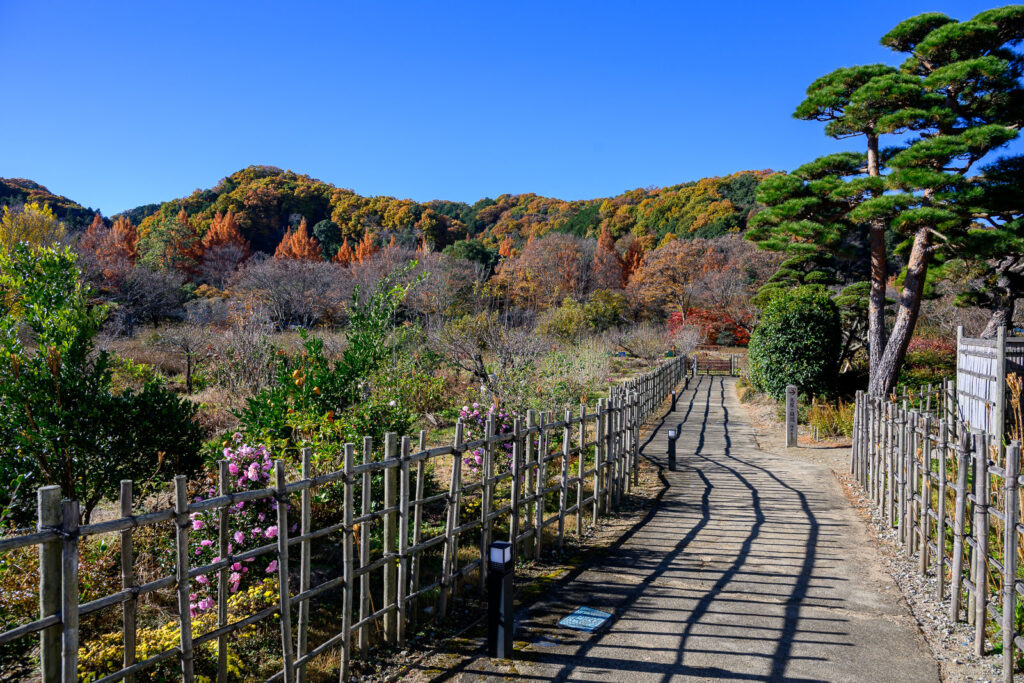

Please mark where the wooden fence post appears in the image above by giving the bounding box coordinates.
[1003,440,1020,683]
[358,437,372,651]
[297,449,312,683]
[533,413,545,560]
[173,475,195,682]
[951,430,971,622]
[920,415,931,573]
[340,443,354,682]
[936,422,947,603]
[216,461,230,683]
[440,422,463,617]
[411,430,426,624]
[593,399,604,524]
[559,407,570,554]
[577,402,586,539]
[383,432,398,644]
[120,480,137,683]
[974,431,989,656]
[524,410,536,558]
[37,485,61,683]
[479,415,494,593]
[398,436,411,645]
[510,416,522,555]
[274,460,296,683]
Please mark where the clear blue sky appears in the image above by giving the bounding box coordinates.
[0,1,1013,215]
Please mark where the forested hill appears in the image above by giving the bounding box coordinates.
[1,165,772,258]
[0,178,101,231]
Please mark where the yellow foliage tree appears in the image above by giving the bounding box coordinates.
[0,202,66,253]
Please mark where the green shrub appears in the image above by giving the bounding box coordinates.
[537,298,588,341]
[748,285,840,400]
[0,245,202,524]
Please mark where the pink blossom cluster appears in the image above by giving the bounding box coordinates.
[187,435,294,617]
[459,403,517,472]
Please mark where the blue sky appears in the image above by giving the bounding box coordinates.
[0,1,1013,215]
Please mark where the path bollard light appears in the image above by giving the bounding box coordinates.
[671,390,677,411]
[667,427,677,471]
[487,541,514,658]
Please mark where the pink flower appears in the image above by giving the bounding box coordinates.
[228,463,239,475]
[230,571,241,583]
[265,526,278,539]
[196,574,209,585]
[266,560,278,573]
[198,598,212,611]
[200,539,213,547]
[192,519,204,531]
[232,562,242,571]
[234,531,244,544]
[247,463,260,480]
[230,581,240,593]
[252,527,262,537]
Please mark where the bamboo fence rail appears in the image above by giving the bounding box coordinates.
[0,355,690,682]
[852,382,1022,683]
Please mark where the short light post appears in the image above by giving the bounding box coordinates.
[667,427,677,471]
[671,390,678,411]
[487,541,514,658]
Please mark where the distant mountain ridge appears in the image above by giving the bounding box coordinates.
[1,165,773,257]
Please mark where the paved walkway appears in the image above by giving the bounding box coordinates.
[432,375,938,682]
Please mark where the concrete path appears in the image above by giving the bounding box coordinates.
[435,375,938,682]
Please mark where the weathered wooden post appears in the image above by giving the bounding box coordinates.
[936,422,948,602]
[340,443,354,681]
[479,415,495,592]
[524,410,536,558]
[358,438,372,650]
[559,407,570,554]
[974,432,989,656]
[274,461,296,682]
[172,476,195,682]
[297,449,312,683]
[950,430,971,621]
[785,385,798,449]
[383,433,398,643]
[440,422,463,617]
[411,430,427,623]
[919,415,932,573]
[594,399,605,522]
[534,412,546,560]
[1003,440,1020,683]
[38,485,61,683]
[397,436,411,645]
[510,417,523,555]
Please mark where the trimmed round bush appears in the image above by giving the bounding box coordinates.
[748,286,840,399]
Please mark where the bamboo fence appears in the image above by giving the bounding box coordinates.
[851,380,1022,683]
[0,355,689,682]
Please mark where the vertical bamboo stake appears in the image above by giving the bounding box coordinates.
[173,476,195,682]
[440,422,463,617]
[974,433,989,656]
[534,413,545,560]
[480,415,494,592]
[216,461,230,683]
[920,415,931,573]
[594,399,604,524]
[60,499,80,683]
[383,433,398,644]
[411,430,426,624]
[951,431,971,621]
[120,480,137,683]
[275,460,296,683]
[898,409,907,547]
[297,449,312,683]
[633,391,640,486]
[340,443,354,683]
[359,437,372,651]
[577,403,585,539]
[888,402,896,528]
[510,416,523,554]
[37,485,61,683]
[524,410,536,558]
[559,407,570,554]
[1003,440,1020,683]
[397,436,411,645]
[936,422,948,602]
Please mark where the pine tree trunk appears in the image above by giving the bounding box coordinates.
[868,228,932,398]
[865,134,887,383]
[981,301,1015,339]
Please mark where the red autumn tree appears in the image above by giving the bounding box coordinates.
[498,236,515,258]
[353,232,379,264]
[202,211,250,255]
[274,218,322,261]
[333,240,355,266]
[622,237,645,287]
[591,224,624,290]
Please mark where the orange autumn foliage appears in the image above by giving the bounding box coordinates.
[333,240,355,265]
[353,232,379,264]
[274,218,322,260]
[202,211,250,256]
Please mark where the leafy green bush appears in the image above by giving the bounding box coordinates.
[748,285,840,400]
[537,298,588,341]
[0,244,202,524]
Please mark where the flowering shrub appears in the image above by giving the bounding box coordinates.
[459,403,517,472]
[899,336,956,390]
[78,578,279,682]
[187,438,290,618]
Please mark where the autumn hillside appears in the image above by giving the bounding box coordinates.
[65,165,772,262]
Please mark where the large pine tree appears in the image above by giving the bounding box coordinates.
[750,6,1024,397]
